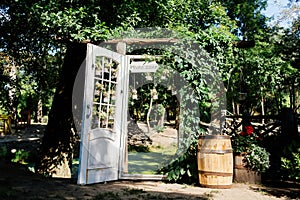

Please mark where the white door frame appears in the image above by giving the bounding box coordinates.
[118,55,166,180]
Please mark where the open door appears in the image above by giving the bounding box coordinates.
[77,45,184,184]
[77,44,127,185]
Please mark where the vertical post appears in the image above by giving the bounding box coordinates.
[261,95,265,124]
[116,42,128,174]
[37,90,43,123]
[232,99,236,115]
[116,42,126,55]
[260,87,265,124]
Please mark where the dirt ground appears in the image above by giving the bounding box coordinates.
[0,124,299,200]
[0,160,299,200]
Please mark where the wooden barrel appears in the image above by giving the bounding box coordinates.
[197,135,233,189]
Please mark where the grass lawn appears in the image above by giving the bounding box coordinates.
[128,143,177,174]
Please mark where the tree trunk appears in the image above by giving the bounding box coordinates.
[261,95,265,124]
[146,97,153,133]
[37,90,43,123]
[35,43,87,177]
[232,99,236,115]
[8,58,18,123]
[295,89,299,113]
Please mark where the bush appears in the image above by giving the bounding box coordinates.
[245,144,270,174]
[281,140,300,180]
[0,146,8,159]
[128,145,150,152]
[10,149,30,164]
[157,138,198,184]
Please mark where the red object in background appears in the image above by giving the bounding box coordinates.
[240,125,254,136]
[240,131,247,136]
[245,125,254,135]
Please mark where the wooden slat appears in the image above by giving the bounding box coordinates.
[104,38,179,45]
[120,174,167,180]
[226,115,279,119]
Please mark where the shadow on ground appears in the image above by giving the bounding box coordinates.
[0,160,211,200]
[251,180,300,199]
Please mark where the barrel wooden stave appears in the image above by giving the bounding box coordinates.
[233,154,261,184]
[197,135,233,189]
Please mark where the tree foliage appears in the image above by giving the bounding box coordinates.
[0,0,299,182]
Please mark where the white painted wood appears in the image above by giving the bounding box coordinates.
[104,38,179,44]
[130,61,158,73]
[77,45,169,184]
[77,44,125,185]
[77,44,94,185]
[118,55,129,176]
[86,129,119,184]
[120,174,167,180]
[119,55,167,180]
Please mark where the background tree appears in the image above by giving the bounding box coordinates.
[222,0,268,40]
[1,0,299,181]
[0,0,235,176]
[1,0,181,176]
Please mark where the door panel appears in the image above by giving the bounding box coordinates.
[86,129,118,184]
[87,129,117,170]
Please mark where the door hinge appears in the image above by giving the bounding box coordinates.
[86,104,91,119]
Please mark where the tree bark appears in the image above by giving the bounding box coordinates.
[261,96,265,124]
[8,58,18,123]
[37,90,43,123]
[146,97,153,133]
[35,43,87,177]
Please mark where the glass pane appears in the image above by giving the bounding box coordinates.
[91,56,119,130]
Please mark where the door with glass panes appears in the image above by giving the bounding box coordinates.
[77,44,127,185]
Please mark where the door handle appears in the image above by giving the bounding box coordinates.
[86,104,91,119]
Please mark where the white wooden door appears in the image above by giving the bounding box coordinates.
[77,44,127,185]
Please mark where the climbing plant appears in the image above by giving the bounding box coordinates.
[1,0,298,182]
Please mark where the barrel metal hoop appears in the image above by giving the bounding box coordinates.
[197,149,233,154]
[198,170,233,176]
[200,184,232,189]
[234,164,246,169]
